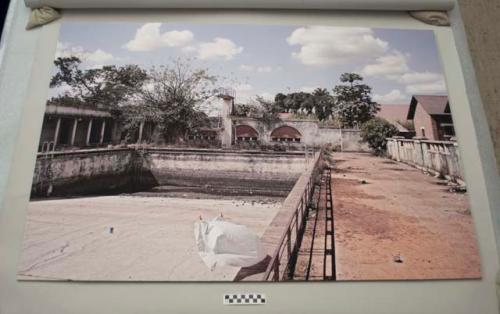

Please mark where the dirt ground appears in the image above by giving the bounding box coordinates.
[18,195,281,281]
[332,152,481,281]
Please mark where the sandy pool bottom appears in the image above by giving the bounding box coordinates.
[18,195,281,281]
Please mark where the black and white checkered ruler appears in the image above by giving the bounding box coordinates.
[223,293,266,305]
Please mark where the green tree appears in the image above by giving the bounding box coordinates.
[360,117,399,155]
[273,89,334,121]
[282,92,309,113]
[124,59,217,143]
[312,88,334,121]
[333,73,379,128]
[50,57,147,110]
[234,103,252,117]
[274,93,288,112]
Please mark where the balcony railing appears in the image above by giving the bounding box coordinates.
[386,138,464,182]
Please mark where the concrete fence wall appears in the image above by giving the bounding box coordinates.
[386,138,464,182]
[337,129,371,152]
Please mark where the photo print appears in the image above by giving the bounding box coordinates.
[18,22,480,281]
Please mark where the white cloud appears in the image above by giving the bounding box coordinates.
[361,50,447,95]
[124,23,194,52]
[239,64,274,73]
[197,38,243,60]
[361,51,409,80]
[399,71,443,85]
[85,49,114,64]
[56,42,115,66]
[373,89,408,104]
[405,80,447,94]
[400,71,447,94]
[287,26,388,66]
[232,84,274,103]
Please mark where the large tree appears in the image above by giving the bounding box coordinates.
[312,88,335,121]
[273,89,334,121]
[332,73,379,128]
[274,92,310,113]
[49,57,147,109]
[123,59,217,143]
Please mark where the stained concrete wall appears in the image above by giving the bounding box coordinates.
[31,148,310,198]
[31,148,138,197]
[339,129,370,152]
[145,148,308,193]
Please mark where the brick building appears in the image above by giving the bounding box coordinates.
[407,95,455,141]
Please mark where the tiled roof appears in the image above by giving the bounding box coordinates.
[376,104,411,132]
[408,95,449,119]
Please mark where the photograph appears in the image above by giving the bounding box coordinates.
[17,22,480,281]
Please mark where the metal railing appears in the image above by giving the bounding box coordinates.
[262,152,322,281]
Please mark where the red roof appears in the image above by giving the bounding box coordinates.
[408,95,449,119]
[376,104,411,132]
[377,104,410,123]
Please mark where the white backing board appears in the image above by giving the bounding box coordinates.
[0,2,499,313]
[23,0,455,11]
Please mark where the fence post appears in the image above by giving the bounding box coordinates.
[395,139,401,161]
[387,139,393,159]
[453,142,463,180]
[414,140,423,167]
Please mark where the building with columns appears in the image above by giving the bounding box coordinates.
[38,103,120,152]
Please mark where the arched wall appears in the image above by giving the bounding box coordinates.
[230,117,369,151]
[235,124,259,141]
[270,125,302,142]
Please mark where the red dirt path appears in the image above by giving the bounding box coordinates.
[332,152,481,281]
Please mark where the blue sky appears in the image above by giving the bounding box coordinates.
[54,22,447,108]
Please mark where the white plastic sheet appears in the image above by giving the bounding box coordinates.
[194,217,266,270]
